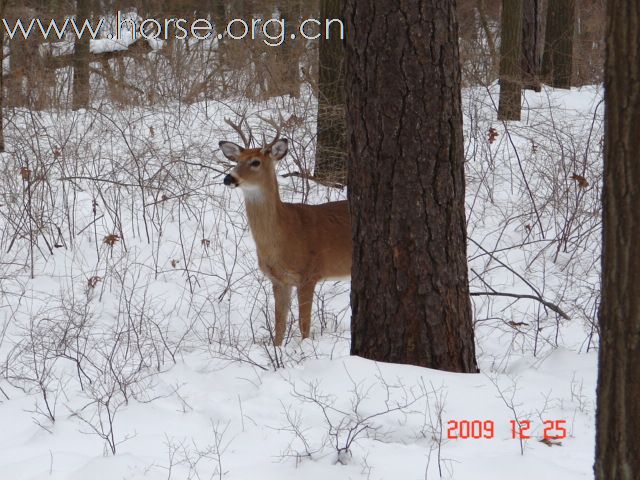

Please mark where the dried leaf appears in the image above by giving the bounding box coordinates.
[87,276,102,289]
[201,238,211,248]
[508,321,529,328]
[20,167,31,181]
[171,259,179,268]
[539,438,563,447]
[283,114,303,129]
[103,234,120,247]
[488,127,499,144]
[570,174,589,189]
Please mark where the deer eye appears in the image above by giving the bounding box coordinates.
[250,159,261,168]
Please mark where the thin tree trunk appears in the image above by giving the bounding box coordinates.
[541,0,575,88]
[573,0,606,86]
[345,0,478,372]
[212,0,226,27]
[595,0,640,477]
[72,0,91,110]
[521,0,542,90]
[0,1,5,152]
[498,0,523,120]
[256,1,301,99]
[314,0,346,184]
[476,0,499,76]
[278,1,301,98]
[7,36,37,108]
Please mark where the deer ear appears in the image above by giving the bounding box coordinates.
[219,141,243,161]
[270,139,288,161]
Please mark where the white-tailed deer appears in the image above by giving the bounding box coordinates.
[219,120,351,346]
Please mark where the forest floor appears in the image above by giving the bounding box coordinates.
[0,83,603,479]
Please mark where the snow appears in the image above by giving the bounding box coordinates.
[0,84,602,479]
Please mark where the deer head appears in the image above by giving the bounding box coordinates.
[219,116,288,201]
[219,139,288,198]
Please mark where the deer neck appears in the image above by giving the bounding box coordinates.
[242,180,284,255]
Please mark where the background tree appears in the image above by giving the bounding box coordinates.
[541,0,576,88]
[5,10,41,108]
[345,0,478,372]
[314,0,346,184]
[595,0,640,477]
[521,0,542,90]
[0,0,7,152]
[72,0,91,110]
[475,0,500,79]
[573,0,606,86]
[270,1,302,98]
[498,0,523,120]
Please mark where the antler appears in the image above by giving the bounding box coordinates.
[257,112,285,153]
[224,115,253,148]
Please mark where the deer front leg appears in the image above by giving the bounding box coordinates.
[297,282,316,340]
[273,281,292,346]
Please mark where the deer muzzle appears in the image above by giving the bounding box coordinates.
[223,174,238,187]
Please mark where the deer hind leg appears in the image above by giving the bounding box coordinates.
[297,282,316,340]
[273,281,292,346]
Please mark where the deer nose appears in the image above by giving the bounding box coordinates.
[223,174,237,187]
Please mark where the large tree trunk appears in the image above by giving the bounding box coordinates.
[345,0,478,372]
[498,0,523,120]
[594,0,640,477]
[72,0,91,110]
[541,0,575,88]
[521,0,542,91]
[314,0,346,185]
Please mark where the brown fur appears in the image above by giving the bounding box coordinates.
[220,140,352,345]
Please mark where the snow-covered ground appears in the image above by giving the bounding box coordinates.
[0,84,603,479]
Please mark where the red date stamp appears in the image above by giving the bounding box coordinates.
[446,419,567,440]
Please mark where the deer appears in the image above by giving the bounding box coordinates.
[219,118,351,346]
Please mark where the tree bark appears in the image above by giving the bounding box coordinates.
[498,0,523,120]
[541,0,575,88]
[315,0,347,185]
[595,0,640,477]
[345,0,478,372]
[521,0,542,91]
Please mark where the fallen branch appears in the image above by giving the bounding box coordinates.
[469,291,570,320]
